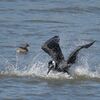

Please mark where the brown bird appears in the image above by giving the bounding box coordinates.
[41,36,95,75]
[16,43,29,54]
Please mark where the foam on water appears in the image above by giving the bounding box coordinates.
[0,52,100,80]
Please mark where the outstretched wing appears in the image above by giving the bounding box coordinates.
[66,41,95,64]
[41,36,64,63]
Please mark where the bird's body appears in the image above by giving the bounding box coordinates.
[16,43,29,54]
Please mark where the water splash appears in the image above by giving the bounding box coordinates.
[0,53,100,80]
[71,56,100,79]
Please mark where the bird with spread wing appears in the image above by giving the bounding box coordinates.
[41,36,95,75]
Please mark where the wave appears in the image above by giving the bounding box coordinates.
[0,53,100,80]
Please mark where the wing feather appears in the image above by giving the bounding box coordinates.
[41,36,64,63]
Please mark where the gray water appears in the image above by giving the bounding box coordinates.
[0,0,100,100]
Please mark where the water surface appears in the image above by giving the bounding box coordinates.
[0,0,100,100]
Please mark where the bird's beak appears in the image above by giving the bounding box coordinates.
[47,65,54,75]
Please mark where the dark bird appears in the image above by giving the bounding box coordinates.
[16,43,29,54]
[41,36,95,75]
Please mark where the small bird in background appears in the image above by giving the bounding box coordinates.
[16,43,29,54]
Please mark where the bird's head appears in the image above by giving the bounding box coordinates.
[47,60,56,74]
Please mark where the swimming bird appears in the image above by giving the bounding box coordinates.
[41,36,95,75]
[16,43,29,54]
